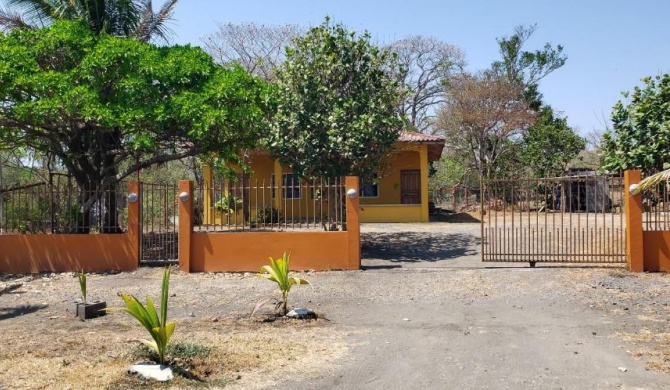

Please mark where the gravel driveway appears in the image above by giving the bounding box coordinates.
[1,222,669,389]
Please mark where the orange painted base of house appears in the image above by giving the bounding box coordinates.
[0,234,138,273]
[643,231,670,272]
[189,231,353,272]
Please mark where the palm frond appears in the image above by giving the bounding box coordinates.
[632,168,670,194]
[0,7,35,31]
[132,0,176,43]
[107,0,140,37]
[4,0,56,27]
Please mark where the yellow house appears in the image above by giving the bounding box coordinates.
[202,131,445,224]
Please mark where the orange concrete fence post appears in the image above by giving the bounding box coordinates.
[127,181,141,268]
[624,169,644,272]
[178,180,193,273]
[345,176,361,270]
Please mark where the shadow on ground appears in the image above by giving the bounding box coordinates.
[430,211,482,223]
[0,304,48,321]
[362,231,480,263]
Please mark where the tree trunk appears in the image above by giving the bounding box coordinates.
[102,182,123,233]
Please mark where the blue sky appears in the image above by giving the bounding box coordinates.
[170,0,670,136]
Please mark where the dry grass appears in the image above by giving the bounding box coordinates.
[0,316,351,389]
[618,331,670,374]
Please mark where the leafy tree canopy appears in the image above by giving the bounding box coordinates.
[0,21,272,230]
[521,106,585,177]
[268,17,405,181]
[492,24,566,109]
[602,74,670,175]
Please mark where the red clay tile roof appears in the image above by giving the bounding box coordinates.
[397,131,445,161]
[398,131,446,143]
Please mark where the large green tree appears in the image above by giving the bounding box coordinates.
[268,18,404,181]
[492,24,566,108]
[602,74,670,176]
[0,0,177,42]
[0,21,272,232]
[521,106,585,177]
[437,25,580,182]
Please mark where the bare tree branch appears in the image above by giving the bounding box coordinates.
[388,36,466,133]
[201,22,302,81]
[437,71,536,180]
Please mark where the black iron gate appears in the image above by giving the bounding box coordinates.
[140,182,179,264]
[481,172,626,264]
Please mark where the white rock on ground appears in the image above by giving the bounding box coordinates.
[128,363,173,381]
[286,308,316,319]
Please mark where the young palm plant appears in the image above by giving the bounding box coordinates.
[77,269,87,304]
[255,252,309,316]
[111,267,175,365]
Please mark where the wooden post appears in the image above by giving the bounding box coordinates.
[346,176,361,270]
[127,181,141,269]
[178,180,193,273]
[624,170,644,272]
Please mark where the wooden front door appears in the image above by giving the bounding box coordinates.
[401,170,421,204]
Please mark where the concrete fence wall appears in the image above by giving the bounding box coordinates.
[177,177,361,272]
[0,178,361,274]
[0,182,140,273]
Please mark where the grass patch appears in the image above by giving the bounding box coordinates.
[131,342,211,362]
[130,342,216,383]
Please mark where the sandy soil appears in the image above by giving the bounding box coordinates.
[0,222,669,389]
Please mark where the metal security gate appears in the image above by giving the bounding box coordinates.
[481,171,626,264]
[140,182,179,264]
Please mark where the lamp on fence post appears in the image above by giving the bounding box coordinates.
[347,188,357,199]
[178,192,189,202]
[127,192,138,203]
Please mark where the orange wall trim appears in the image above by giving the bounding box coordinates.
[643,231,670,272]
[0,234,138,273]
[190,231,351,272]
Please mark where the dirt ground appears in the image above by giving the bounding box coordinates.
[1,221,670,389]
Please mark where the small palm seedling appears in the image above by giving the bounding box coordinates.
[77,270,87,304]
[252,252,310,316]
[70,270,106,320]
[110,267,175,365]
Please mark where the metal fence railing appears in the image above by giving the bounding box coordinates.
[640,177,670,231]
[481,172,626,263]
[0,181,128,234]
[194,176,347,232]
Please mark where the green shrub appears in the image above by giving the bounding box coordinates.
[252,204,282,224]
